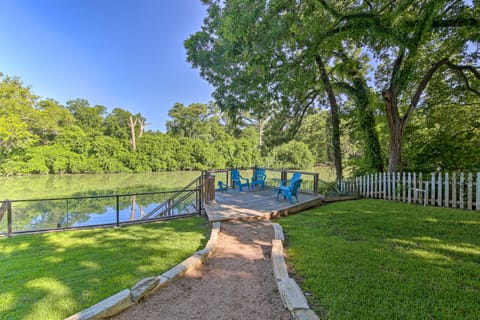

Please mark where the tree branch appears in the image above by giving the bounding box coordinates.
[390,49,405,91]
[403,58,450,128]
[445,61,480,96]
[433,17,480,28]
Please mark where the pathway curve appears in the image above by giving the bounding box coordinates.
[112,220,292,319]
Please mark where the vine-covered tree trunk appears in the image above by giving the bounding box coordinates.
[316,55,343,180]
[349,73,384,172]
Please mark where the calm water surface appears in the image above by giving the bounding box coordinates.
[0,172,202,233]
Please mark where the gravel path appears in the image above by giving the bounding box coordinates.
[112,220,292,320]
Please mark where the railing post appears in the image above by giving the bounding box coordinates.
[313,173,319,196]
[7,200,12,237]
[281,170,287,185]
[116,195,120,227]
[66,199,70,228]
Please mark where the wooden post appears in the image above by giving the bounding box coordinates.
[313,173,319,196]
[281,170,287,185]
[7,200,12,237]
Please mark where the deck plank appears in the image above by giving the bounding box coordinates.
[205,188,321,221]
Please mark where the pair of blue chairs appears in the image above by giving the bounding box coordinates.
[231,168,267,191]
[277,173,302,204]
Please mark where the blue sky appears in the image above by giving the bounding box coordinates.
[0,0,213,132]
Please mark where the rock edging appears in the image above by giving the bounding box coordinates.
[271,223,320,320]
[65,222,221,320]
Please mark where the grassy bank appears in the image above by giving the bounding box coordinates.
[0,216,209,319]
[279,199,480,319]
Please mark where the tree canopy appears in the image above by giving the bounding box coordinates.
[185,0,480,175]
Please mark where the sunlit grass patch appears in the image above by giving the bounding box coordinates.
[279,199,480,320]
[0,216,209,320]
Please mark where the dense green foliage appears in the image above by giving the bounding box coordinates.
[0,216,209,320]
[186,0,479,175]
[2,0,479,176]
[279,199,480,319]
[0,74,316,174]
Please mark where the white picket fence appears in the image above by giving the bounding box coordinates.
[339,172,480,211]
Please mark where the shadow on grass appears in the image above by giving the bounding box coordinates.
[279,199,480,320]
[0,216,209,320]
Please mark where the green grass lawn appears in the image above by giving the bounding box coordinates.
[0,216,209,320]
[279,199,480,320]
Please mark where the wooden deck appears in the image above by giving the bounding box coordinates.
[204,187,324,222]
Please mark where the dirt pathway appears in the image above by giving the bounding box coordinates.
[112,220,292,320]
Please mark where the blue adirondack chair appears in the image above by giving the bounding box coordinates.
[231,169,250,191]
[251,168,266,190]
[282,172,301,187]
[277,179,302,204]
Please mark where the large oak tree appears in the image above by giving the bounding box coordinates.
[186,0,479,174]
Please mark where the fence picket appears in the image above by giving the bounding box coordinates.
[407,172,412,203]
[437,172,442,206]
[413,173,417,203]
[460,173,465,209]
[392,172,396,201]
[444,172,449,208]
[452,172,457,208]
[476,172,480,211]
[367,174,372,198]
[430,174,436,206]
[424,181,429,206]
[382,172,387,199]
[467,172,473,210]
[343,171,477,211]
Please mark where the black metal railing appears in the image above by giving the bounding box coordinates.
[0,184,205,237]
[215,167,320,195]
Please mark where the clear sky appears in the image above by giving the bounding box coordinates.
[0,0,213,132]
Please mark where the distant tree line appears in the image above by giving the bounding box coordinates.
[0,73,317,175]
[1,67,479,176]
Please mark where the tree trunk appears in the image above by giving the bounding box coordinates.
[128,116,137,152]
[382,88,403,172]
[316,55,343,180]
[130,195,137,221]
[388,123,403,172]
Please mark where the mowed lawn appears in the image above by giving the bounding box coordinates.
[0,216,209,320]
[279,199,480,320]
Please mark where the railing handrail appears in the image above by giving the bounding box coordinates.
[0,189,197,204]
[2,174,207,236]
[142,175,204,220]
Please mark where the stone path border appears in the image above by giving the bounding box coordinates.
[271,223,320,320]
[65,222,221,320]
